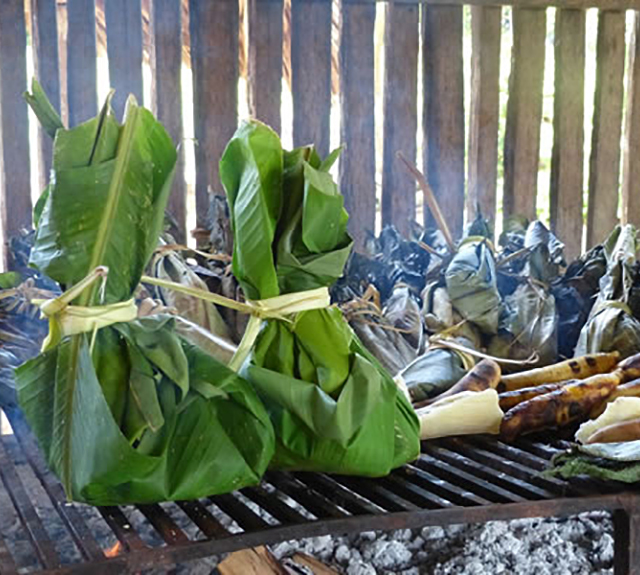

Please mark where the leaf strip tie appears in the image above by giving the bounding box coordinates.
[140,274,331,371]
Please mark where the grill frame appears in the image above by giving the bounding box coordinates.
[1,406,639,575]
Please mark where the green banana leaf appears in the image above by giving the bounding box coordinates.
[220,120,420,476]
[574,225,640,359]
[17,88,274,504]
[149,242,236,364]
[445,238,501,334]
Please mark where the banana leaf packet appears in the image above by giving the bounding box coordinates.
[445,237,501,335]
[575,225,640,359]
[219,120,420,476]
[15,83,274,505]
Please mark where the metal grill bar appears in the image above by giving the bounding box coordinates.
[177,501,229,539]
[416,452,525,504]
[0,434,60,570]
[2,401,639,574]
[8,413,105,561]
[136,505,190,545]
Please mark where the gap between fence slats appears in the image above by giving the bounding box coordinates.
[382,2,419,237]
[550,10,586,260]
[340,0,376,250]
[66,0,97,127]
[31,0,61,191]
[189,0,239,235]
[423,5,465,239]
[467,6,501,226]
[622,12,640,230]
[105,0,143,121]
[291,0,332,157]
[503,8,546,225]
[0,0,32,269]
[248,0,284,135]
[153,0,186,243]
[587,10,626,248]
[362,0,640,8]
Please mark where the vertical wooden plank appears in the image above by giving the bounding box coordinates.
[340,0,376,250]
[467,6,502,225]
[189,0,239,232]
[381,2,419,236]
[291,0,332,157]
[66,0,97,127]
[587,10,626,247]
[31,0,61,191]
[153,0,186,242]
[622,12,640,230]
[105,0,143,120]
[0,0,32,262]
[550,10,586,260]
[423,6,465,239]
[248,0,283,134]
[503,8,546,223]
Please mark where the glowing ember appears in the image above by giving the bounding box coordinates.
[104,541,123,558]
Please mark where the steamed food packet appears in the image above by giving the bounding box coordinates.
[16,87,274,504]
[220,120,420,476]
[575,225,640,359]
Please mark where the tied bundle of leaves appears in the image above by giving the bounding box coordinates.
[219,120,420,476]
[445,237,500,334]
[16,84,274,505]
[574,225,640,359]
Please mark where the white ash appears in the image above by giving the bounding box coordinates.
[270,512,614,574]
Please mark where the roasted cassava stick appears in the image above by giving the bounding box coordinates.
[498,352,620,392]
[585,417,640,444]
[413,359,501,409]
[500,373,620,441]
[498,383,566,412]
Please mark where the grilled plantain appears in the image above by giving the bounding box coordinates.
[498,383,566,412]
[500,373,619,441]
[498,352,620,392]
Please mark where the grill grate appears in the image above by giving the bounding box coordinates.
[1,405,639,575]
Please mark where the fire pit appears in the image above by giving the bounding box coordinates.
[1,405,639,574]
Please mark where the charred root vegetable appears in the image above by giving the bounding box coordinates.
[498,352,620,392]
[500,374,620,441]
[585,417,640,444]
[413,359,501,409]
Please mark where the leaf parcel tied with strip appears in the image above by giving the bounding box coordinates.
[16,84,274,505]
[219,120,420,476]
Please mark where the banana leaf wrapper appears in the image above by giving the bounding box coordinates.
[445,239,500,334]
[399,331,479,403]
[220,120,420,476]
[150,242,236,364]
[488,281,557,366]
[16,87,274,504]
[575,225,640,359]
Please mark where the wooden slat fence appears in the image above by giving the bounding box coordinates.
[2,0,640,267]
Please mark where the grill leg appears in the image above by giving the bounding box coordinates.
[614,508,640,575]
